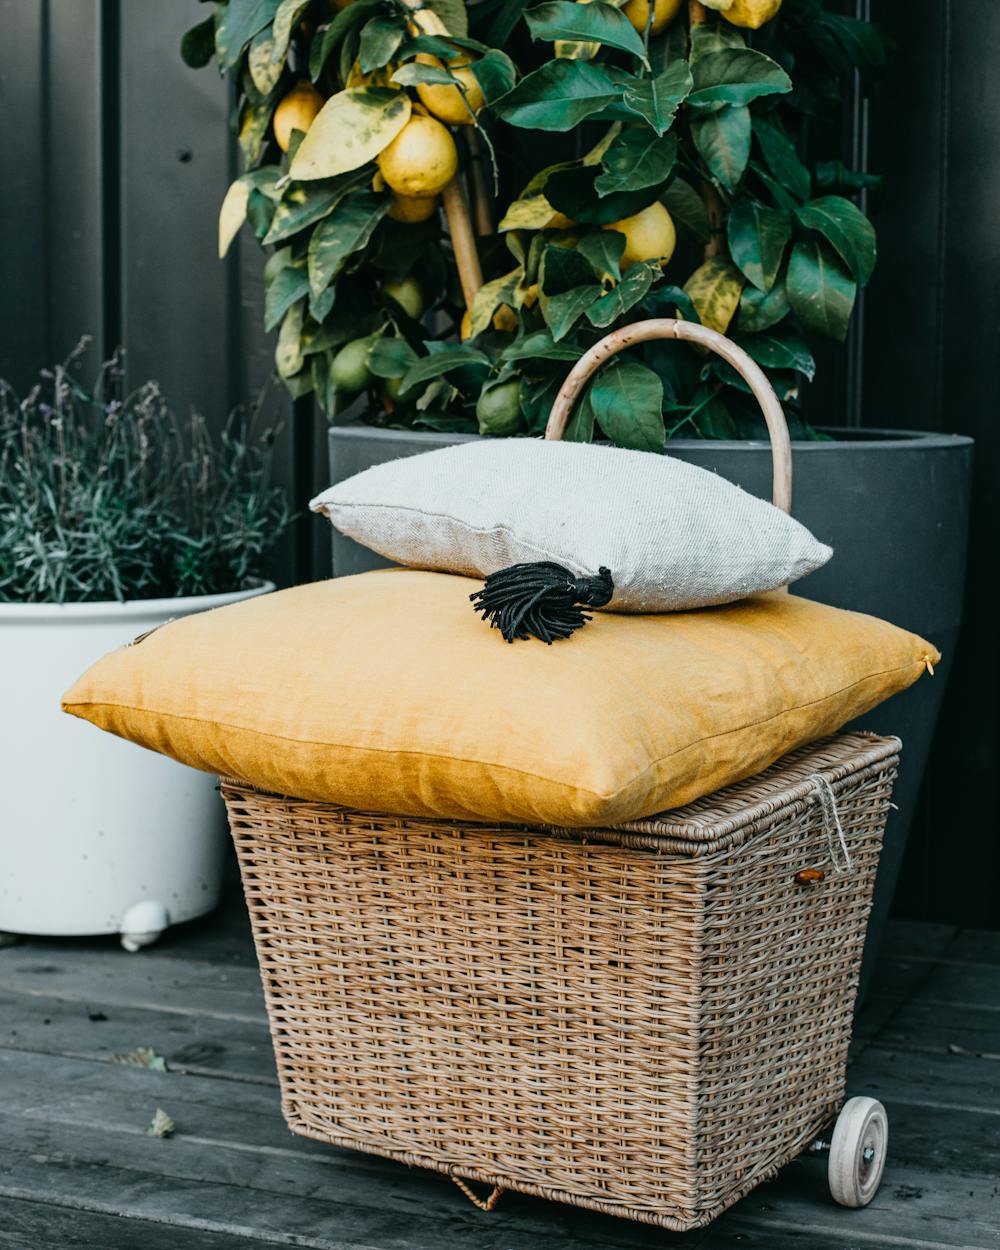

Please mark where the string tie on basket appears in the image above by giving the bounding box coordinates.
[807,773,852,873]
[470,562,613,644]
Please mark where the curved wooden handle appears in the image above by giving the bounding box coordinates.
[544,318,793,514]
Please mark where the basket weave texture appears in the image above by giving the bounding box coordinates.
[222,731,898,1230]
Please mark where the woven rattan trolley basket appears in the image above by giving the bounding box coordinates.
[222,322,898,1229]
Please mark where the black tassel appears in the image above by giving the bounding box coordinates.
[470,562,614,644]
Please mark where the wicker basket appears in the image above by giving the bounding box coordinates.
[223,731,898,1230]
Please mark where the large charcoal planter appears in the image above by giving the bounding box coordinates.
[326,423,973,992]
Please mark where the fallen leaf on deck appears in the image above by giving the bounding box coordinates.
[111,1046,167,1071]
[147,1107,175,1138]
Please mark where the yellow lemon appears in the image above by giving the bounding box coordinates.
[387,193,440,223]
[721,0,783,28]
[346,59,392,89]
[272,81,325,153]
[604,202,676,269]
[621,0,683,36]
[377,114,458,198]
[414,55,485,126]
[491,304,517,333]
[545,210,576,230]
[522,283,539,308]
[460,310,473,341]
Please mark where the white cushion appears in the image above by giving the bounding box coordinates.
[310,439,832,612]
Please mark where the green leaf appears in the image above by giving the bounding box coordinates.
[734,329,815,379]
[754,118,810,204]
[290,88,411,180]
[246,186,278,237]
[523,2,646,59]
[660,177,711,243]
[238,88,280,165]
[564,384,596,442]
[426,0,469,37]
[218,168,280,258]
[545,165,660,225]
[737,279,789,332]
[540,241,598,295]
[181,15,216,68]
[620,62,693,135]
[248,28,283,94]
[359,15,406,73]
[786,241,856,342]
[748,160,798,212]
[276,299,305,378]
[493,61,622,131]
[263,173,366,245]
[215,0,281,71]
[640,283,701,324]
[586,263,655,328]
[691,104,750,192]
[469,267,523,337]
[577,231,625,282]
[399,348,490,395]
[595,130,677,196]
[689,18,744,61]
[688,49,791,110]
[469,49,518,105]
[147,1107,176,1139]
[683,257,744,333]
[726,198,790,292]
[271,0,311,61]
[815,160,882,198]
[309,283,338,323]
[587,361,664,452]
[309,0,380,80]
[264,263,310,331]
[820,12,886,78]
[368,336,418,378]
[307,191,389,297]
[501,331,581,362]
[391,62,459,88]
[545,285,603,340]
[795,196,876,286]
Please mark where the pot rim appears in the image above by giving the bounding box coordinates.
[328,423,973,451]
[0,578,275,623]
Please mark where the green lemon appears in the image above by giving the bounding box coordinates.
[330,336,376,393]
[383,276,425,321]
[476,380,522,436]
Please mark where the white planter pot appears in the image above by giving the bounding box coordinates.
[0,582,274,947]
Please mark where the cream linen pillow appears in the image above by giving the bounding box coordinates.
[310,440,831,612]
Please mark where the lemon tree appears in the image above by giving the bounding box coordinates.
[186,0,883,445]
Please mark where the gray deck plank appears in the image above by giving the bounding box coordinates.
[0,985,277,1084]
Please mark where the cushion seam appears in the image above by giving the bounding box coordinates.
[64,658,924,801]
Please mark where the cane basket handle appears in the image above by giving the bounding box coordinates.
[544,318,793,514]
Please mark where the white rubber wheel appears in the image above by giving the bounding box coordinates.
[828,1096,888,1208]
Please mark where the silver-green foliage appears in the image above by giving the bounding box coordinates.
[0,343,290,604]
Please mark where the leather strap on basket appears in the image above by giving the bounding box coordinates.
[544,318,793,515]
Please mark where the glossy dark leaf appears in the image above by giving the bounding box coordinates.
[493,60,621,131]
[660,177,711,243]
[620,62,693,135]
[541,241,598,295]
[545,165,661,225]
[691,104,751,191]
[733,329,815,379]
[180,16,216,68]
[688,49,791,110]
[577,231,626,282]
[726,198,791,292]
[501,330,582,362]
[368,336,418,379]
[795,195,876,285]
[523,1,646,58]
[399,348,490,395]
[587,361,665,452]
[215,0,281,70]
[737,280,789,332]
[359,15,405,73]
[786,241,857,341]
[470,49,518,104]
[545,285,604,341]
[264,263,310,331]
[594,130,677,196]
[640,283,701,324]
[754,118,810,204]
[307,191,388,297]
[309,0,381,80]
[586,264,655,328]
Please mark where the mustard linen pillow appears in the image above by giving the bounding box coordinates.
[62,570,938,828]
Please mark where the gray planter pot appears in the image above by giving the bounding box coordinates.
[326,423,973,993]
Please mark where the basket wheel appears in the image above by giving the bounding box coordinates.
[828,1096,888,1208]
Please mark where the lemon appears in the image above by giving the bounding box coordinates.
[545,210,576,230]
[459,310,473,341]
[330,336,375,393]
[387,193,439,223]
[476,380,522,435]
[414,54,485,126]
[377,114,458,198]
[346,59,392,89]
[272,81,325,153]
[604,202,676,270]
[621,0,683,36]
[721,0,783,28]
[522,283,539,309]
[492,304,518,333]
[384,276,425,320]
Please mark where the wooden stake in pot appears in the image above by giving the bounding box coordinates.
[400,0,484,310]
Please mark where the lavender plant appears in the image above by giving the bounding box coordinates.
[0,342,290,603]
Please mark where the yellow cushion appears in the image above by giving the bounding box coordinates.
[63,570,939,828]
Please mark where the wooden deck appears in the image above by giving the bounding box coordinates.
[1,859,998,1250]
